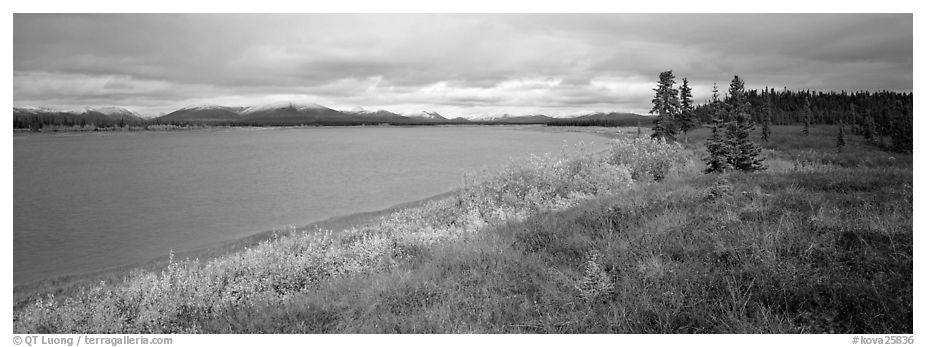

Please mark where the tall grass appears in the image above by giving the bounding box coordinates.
[14,127,911,333]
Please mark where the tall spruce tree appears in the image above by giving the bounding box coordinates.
[705,82,731,173]
[724,76,764,172]
[678,77,695,143]
[650,70,680,141]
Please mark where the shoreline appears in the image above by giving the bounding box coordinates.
[13,125,621,303]
[12,123,555,136]
[13,190,455,303]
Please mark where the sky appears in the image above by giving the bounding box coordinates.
[13,13,913,118]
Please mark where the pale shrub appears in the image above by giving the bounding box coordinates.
[457,147,635,224]
[607,137,693,182]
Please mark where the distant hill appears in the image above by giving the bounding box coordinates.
[13,107,146,129]
[238,102,352,124]
[159,105,245,122]
[550,112,652,127]
[404,111,448,122]
[344,108,413,123]
[491,114,554,124]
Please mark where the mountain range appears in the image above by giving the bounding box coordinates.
[13,103,650,127]
[153,103,565,125]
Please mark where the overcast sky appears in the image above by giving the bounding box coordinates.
[13,13,913,118]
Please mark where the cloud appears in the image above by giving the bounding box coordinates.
[13,14,912,117]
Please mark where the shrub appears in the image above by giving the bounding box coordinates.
[606,137,694,182]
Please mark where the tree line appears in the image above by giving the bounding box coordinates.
[691,86,913,152]
[692,88,912,126]
[649,70,913,175]
[649,70,912,163]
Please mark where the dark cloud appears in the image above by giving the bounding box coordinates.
[13,13,912,117]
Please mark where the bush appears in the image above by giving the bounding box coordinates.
[606,137,694,182]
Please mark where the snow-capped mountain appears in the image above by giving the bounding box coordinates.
[404,110,447,121]
[468,113,554,123]
[14,106,141,119]
[12,106,63,115]
[174,104,246,112]
[241,102,333,115]
[346,107,405,118]
[160,105,245,122]
[84,107,142,119]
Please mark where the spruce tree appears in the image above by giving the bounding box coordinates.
[761,87,771,142]
[678,77,695,143]
[704,117,731,173]
[650,70,680,141]
[705,82,731,173]
[724,76,764,172]
[761,113,771,142]
[709,83,727,122]
[802,98,811,136]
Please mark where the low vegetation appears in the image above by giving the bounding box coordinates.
[13,124,911,333]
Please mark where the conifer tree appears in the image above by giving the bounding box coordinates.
[704,115,731,173]
[761,113,771,142]
[705,82,733,173]
[724,76,764,172]
[802,98,811,136]
[678,77,695,143]
[761,87,771,142]
[650,70,680,141]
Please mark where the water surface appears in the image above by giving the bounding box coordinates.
[14,126,607,284]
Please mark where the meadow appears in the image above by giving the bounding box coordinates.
[13,125,912,334]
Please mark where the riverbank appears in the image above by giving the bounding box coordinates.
[13,125,602,300]
[13,191,454,307]
[13,123,560,135]
[14,125,911,333]
[17,125,609,285]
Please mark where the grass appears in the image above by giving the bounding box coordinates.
[13,125,911,334]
